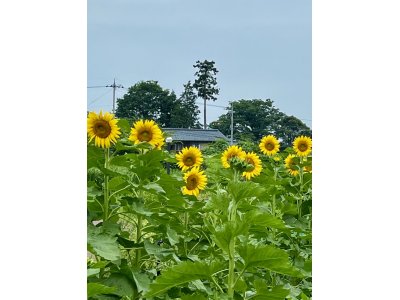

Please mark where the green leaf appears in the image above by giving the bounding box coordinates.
[87,268,100,277]
[87,145,105,169]
[87,282,116,298]
[238,244,303,278]
[142,182,165,194]
[226,181,265,202]
[245,211,288,230]
[108,176,129,190]
[143,240,174,257]
[101,273,136,297]
[144,261,224,298]
[252,285,290,300]
[116,118,131,135]
[131,201,153,216]
[181,294,208,300]
[167,226,180,246]
[210,221,249,254]
[116,236,141,249]
[131,270,151,293]
[87,226,121,261]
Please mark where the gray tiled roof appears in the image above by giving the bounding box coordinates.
[163,128,229,142]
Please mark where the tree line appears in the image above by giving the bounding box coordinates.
[115,60,311,148]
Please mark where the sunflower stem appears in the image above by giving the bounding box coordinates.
[272,167,279,216]
[227,199,237,299]
[183,210,189,256]
[298,156,304,218]
[103,148,110,221]
[135,215,143,266]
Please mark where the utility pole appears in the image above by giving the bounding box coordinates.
[230,102,234,145]
[106,78,124,114]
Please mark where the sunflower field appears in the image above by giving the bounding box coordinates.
[87,111,312,300]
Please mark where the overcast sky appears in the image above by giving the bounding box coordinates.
[88,0,311,128]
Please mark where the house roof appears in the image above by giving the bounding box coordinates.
[162,128,229,142]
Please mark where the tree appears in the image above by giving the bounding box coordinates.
[209,99,311,148]
[170,81,201,128]
[209,99,284,141]
[115,80,202,129]
[275,115,312,148]
[193,60,219,129]
[115,81,177,127]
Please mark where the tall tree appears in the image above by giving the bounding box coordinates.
[115,81,176,127]
[170,81,201,128]
[193,60,219,129]
[209,99,311,147]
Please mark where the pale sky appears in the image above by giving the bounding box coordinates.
[88,0,311,128]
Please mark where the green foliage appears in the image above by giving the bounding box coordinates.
[193,60,219,102]
[87,125,312,299]
[170,81,202,128]
[87,283,116,298]
[209,99,311,146]
[193,59,220,129]
[144,261,224,297]
[87,225,121,262]
[202,139,230,155]
[115,81,201,128]
[238,243,303,278]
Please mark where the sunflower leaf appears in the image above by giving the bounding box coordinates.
[144,261,224,298]
[238,243,303,278]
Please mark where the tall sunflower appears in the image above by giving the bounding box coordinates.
[259,135,280,156]
[182,167,207,197]
[293,136,312,157]
[221,145,246,168]
[176,146,203,171]
[87,111,121,148]
[285,154,299,176]
[242,152,262,180]
[128,120,164,148]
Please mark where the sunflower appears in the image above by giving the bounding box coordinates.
[293,136,312,157]
[303,157,312,173]
[304,165,312,173]
[221,145,246,168]
[259,135,280,156]
[182,167,207,197]
[273,155,281,162]
[176,146,203,171]
[285,154,299,176]
[128,120,164,148]
[87,111,121,148]
[242,152,263,180]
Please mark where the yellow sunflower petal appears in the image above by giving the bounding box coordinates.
[221,145,246,168]
[128,119,164,148]
[182,167,207,197]
[242,152,263,180]
[176,146,203,171]
[87,111,121,149]
[293,136,312,157]
[259,135,280,156]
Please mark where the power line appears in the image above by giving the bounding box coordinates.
[88,89,113,107]
[87,79,124,114]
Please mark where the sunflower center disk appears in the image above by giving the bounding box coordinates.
[140,131,152,142]
[299,143,308,152]
[186,175,198,190]
[184,157,194,166]
[245,159,255,171]
[266,143,275,151]
[94,120,112,138]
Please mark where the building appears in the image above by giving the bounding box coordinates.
[162,128,229,151]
